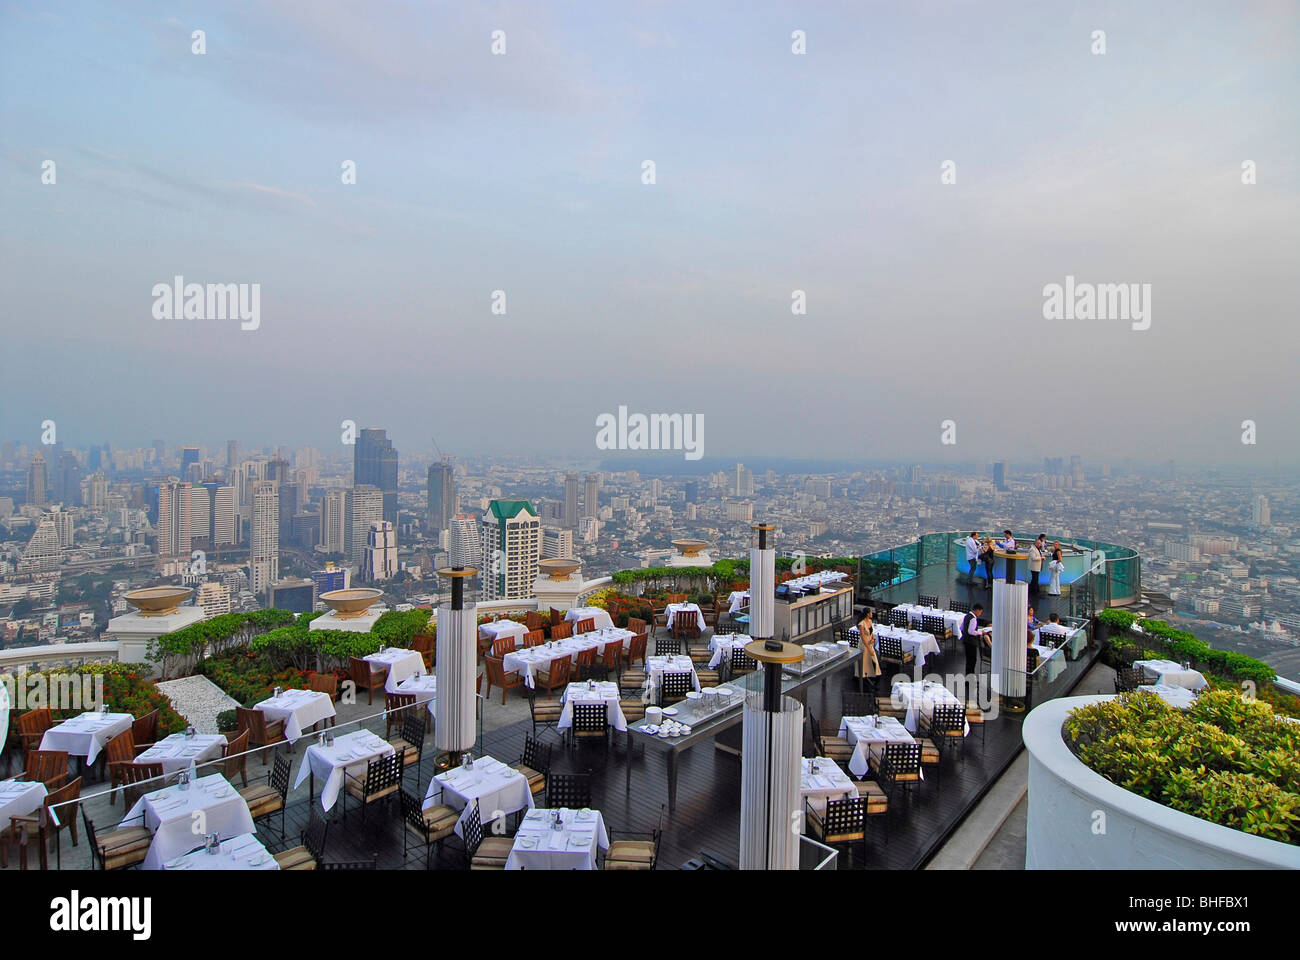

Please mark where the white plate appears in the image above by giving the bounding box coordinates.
[662,707,679,716]
[715,687,734,695]
[685,691,702,700]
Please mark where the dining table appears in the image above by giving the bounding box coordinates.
[838,715,916,778]
[364,646,427,693]
[423,755,533,836]
[121,773,257,870]
[293,728,396,811]
[135,733,228,775]
[890,680,969,735]
[506,807,609,870]
[1134,659,1208,692]
[502,629,634,688]
[478,619,530,650]
[800,757,856,830]
[558,681,627,732]
[664,603,705,632]
[156,832,279,871]
[564,607,615,631]
[255,688,337,743]
[39,711,134,764]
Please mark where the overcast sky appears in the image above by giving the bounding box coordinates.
[1,1,1297,467]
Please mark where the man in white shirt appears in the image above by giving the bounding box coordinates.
[961,603,992,675]
[999,530,1017,552]
[964,532,981,583]
[1028,534,1046,597]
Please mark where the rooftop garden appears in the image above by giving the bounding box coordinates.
[25,662,188,736]
[1065,689,1300,845]
[609,556,859,594]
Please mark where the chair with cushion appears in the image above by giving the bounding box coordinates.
[536,653,572,696]
[491,636,516,659]
[349,656,387,705]
[949,600,971,615]
[222,728,250,787]
[22,750,70,791]
[104,730,139,804]
[623,631,648,670]
[872,742,922,811]
[918,594,939,609]
[808,711,853,766]
[656,635,684,658]
[805,795,866,859]
[876,634,915,676]
[464,801,513,869]
[604,804,664,870]
[385,692,418,738]
[546,771,592,810]
[236,706,286,765]
[388,711,425,775]
[571,702,610,761]
[16,708,53,754]
[573,647,599,681]
[274,807,329,871]
[965,702,988,750]
[238,753,291,840]
[508,735,551,798]
[2,775,82,870]
[343,753,403,823]
[525,688,563,740]
[853,779,889,843]
[695,668,721,687]
[728,645,758,681]
[400,788,458,868]
[841,689,878,720]
[1115,666,1145,693]
[887,607,909,629]
[82,811,152,871]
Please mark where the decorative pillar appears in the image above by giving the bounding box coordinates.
[991,550,1028,706]
[434,566,478,758]
[749,523,775,640]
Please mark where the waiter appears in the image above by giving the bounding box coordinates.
[961,602,991,676]
[964,532,981,583]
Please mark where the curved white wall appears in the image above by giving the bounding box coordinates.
[1023,695,1300,870]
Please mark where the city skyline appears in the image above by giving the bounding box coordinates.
[2,1,1297,463]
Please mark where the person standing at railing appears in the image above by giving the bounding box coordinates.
[964,532,981,584]
[1028,534,1046,597]
[1047,549,1064,596]
[979,538,996,587]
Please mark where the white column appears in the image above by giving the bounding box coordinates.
[749,546,775,639]
[739,692,804,870]
[434,602,477,754]
[991,580,1028,698]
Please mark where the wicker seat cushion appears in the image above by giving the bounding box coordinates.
[238,783,283,816]
[387,739,420,765]
[918,738,941,763]
[532,701,564,720]
[471,836,513,868]
[96,826,153,869]
[509,762,546,792]
[854,780,888,813]
[418,803,459,836]
[274,845,316,870]
[605,839,655,865]
[345,779,400,802]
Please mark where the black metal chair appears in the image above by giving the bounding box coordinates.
[509,735,551,800]
[873,741,922,814]
[656,636,684,657]
[659,671,693,707]
[876,634,914,675]
[805,796,867,861]
[546,771,592,810]
[81,811,152,870]
[388,711,425,779]
[841,689,878,720]
[343,753,403,823]
[728,645,757,681]
[399,787,457,868]
[238,752,291,840]
[525,687,563,740]
[1115,666,1145,693]
[887,607,909,629]
[571,701,610,762]
[605,803,665,870]
[463,800,513,869]
[949,599,971,614]
[808,710,853,765]
[918,594,939,609]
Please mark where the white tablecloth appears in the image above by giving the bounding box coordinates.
[1140,683,1197,709]
[644,655,700,695]
[423,755,533,836]
[854,625,942,664]
[727,591,749,614]
[479,620,530,650]
[558,682,627,732]
[665,603,705,631]
[707,634,754,668]
[0,778,49,827]
[1038,623,1084,657]
[1029,643,1066,682]
[39,712,133,764]
[895,604,964,634]
[565,608,614,631]
[365,647,427,693]
[121,773,256,869]
[395,673,438,722]
[839,715,916,778]
[254,689,336,744]
[800,757,856,830]
[135,734,227,775]
[1134,659,1208,692]
[155,832,279,870]
[293,729,396,811]
[503,629,634,688]
[890,680,968,735]
[507,808,609,870]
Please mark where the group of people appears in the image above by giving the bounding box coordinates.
[955,602,1066,675]
[963,531,1066,596]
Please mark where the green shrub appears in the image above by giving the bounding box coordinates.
[1065,690,1300,845]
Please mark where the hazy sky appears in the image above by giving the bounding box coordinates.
[1,1,1297,466]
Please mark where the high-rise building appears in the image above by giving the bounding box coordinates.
[354,428,399,525]
[269,578,316,613]
[53,452,82,505]
[26,451,48,508]
[649,478,663,501]
[278,481,300,544]
[226,440,238,469]
[21,517,62,570]
[583,475,599,519]
[542,527,574,559]
[180,446,200,477]
[1252,495,1271,530]
[249,481,279,596]
[82,471,108,509]
[479,500,541,601]
[564,473,580,529]
[684,480,700,504]
[449,514,480,568]
[320,490,347,555]
[156,480,192,558]
[346,484,383,565]
[311,562,350,596]
[363,520,398,582]
[993,461,1009,491]
[426,458,455,535]
[196,581,231,619]
[209,484,237,546]
[188,486,211,543]
[48,507,74,549]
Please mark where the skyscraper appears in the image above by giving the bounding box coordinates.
[583,474,599,519]
[449,514,481,568]
[188,485,211,544]
[479,500,541,601]
[180,446,200,477]
[363,520,398,581]
[346,484,383,565]
[156,480,192,558]
[1253,495,1271,530]
[564,473,579,529]
[26,451,48,507]
[209,483,237,545]
[993,461,1009,491]
[684,480,700,504]
[226,440,238,469]
[426,458,455,536]
[250,481,279,596]
[354,428,398,525]
[320,489,347,555]
[53,452,82,505]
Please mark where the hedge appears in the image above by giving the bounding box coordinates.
[1098,609,1276,686]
